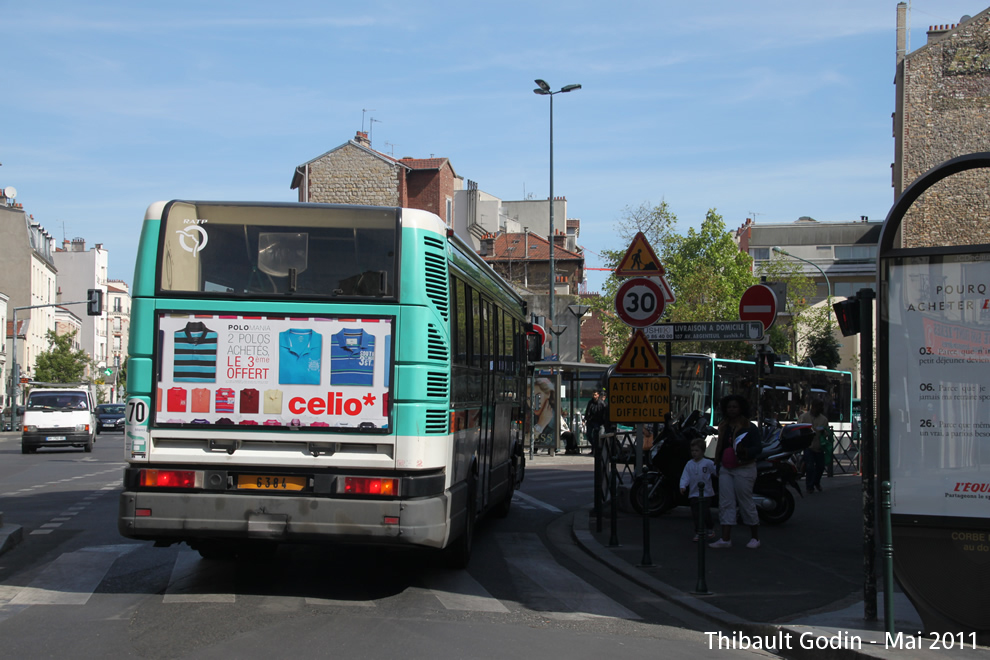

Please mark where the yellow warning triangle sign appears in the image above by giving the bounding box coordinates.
[615,231,665,277]
[613,330,665,374]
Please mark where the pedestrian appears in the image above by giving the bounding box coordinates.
[799,399,829,493]
[709,394,761,549]
[680,436,716,541]
[583,390,607,455]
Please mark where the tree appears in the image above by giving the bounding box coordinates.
[33,330,91,383]
[659,209,758,358]
[588,201,679,360]
[799,305,842,369]
[590,203,759,360]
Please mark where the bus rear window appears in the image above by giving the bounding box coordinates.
[159,202,398,299]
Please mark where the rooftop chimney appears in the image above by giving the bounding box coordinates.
[927,24,957,45]
[354,131,371,147]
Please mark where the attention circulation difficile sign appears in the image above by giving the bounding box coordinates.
[608,376,669,423]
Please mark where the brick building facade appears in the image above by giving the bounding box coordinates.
[291,131,457,226]
[893,5,990,248]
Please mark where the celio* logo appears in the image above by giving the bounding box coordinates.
[288,392,378,416]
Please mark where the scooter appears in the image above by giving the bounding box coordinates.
[630,412,814,525]
[749,420,814,524]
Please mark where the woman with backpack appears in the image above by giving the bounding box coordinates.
[709,394,762,549]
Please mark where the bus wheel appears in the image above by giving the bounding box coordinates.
[444,474,476,569]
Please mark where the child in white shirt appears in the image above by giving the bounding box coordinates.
[680,437,717,541]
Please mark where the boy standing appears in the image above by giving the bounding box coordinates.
[680,437,716,541]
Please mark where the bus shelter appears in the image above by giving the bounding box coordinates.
[528,361,610,457]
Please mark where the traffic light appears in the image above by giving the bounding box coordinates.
[104,367,114,377]
[523,323,545,362]
[87,289,103,316]
[833,297,861,337]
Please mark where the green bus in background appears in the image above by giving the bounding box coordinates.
[118,201,528,567]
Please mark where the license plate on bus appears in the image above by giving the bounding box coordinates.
[237,475,307,491]
[46,436,66,442]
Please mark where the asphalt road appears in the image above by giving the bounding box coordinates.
[0,434,775,659]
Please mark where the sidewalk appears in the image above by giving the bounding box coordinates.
[530,451,990,659]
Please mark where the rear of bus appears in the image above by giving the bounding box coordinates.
[118,201,464,558]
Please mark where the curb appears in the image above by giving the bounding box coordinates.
[0,512,24,557]
[570,509,898,660]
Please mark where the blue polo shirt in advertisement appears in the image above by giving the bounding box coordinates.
[173,322,218,382]
[279,329,323,385]
[331,328,376,386]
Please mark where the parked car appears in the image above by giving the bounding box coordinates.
[96,403,126,434]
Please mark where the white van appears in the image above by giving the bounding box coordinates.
[21,383,98,454]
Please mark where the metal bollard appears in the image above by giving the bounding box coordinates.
[692,481,711,595]
[609,435,619,547]
[881,481,895,635]
[638,465,653,567]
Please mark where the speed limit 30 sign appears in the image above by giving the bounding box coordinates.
[615,277,666,327]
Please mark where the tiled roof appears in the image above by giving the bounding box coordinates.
[481,232,583,262]
[399,157,448,170]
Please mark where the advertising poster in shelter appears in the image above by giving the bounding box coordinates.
[886,254,990,517]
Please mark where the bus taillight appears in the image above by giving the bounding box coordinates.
[139,469,199,489]
[341,477,398,496]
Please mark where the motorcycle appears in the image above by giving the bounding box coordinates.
[629,411,814,525]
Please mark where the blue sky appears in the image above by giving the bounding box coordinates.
[2,1,985,293]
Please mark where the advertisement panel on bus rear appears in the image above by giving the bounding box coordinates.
[155,313,392,430]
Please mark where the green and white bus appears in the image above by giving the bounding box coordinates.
[118,201,528,566]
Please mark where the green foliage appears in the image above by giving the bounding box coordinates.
[800,305,842,369]
[592,202,759,360]
[585,346,610,365]
[660,209,758,358]
[33,330,91,383]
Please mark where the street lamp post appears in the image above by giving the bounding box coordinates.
[534,79,581,356]
[772,246,832,309]
[549,325,568,360]
[567,304,590,362]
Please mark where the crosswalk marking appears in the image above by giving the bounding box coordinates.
[421,569,510,612]
[514,491,562,513]
[0,532,635,623]
[496,532,640,621]
[305,597,376,607]
[8,545,136,606]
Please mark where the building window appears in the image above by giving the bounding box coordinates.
[834,281,875,298]
[834,245,877,261]
[816,246,833,258]
[446,198,453,228]
[749,247,770,261]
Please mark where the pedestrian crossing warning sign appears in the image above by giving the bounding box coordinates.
[613,330,665,374]
[615,231,665,277]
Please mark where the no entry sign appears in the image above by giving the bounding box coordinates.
[739,284,778,330]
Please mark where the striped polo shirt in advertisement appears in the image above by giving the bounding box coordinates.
[330,328,376,386]
[173,322,218,382]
